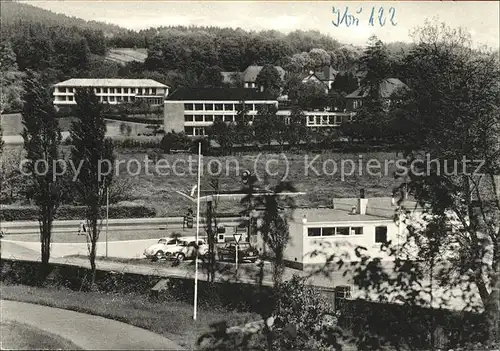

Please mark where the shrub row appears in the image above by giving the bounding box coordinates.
[339,298,487,350]
[0,259,273,312]
[0,258,492,350]
[0,205,156,221]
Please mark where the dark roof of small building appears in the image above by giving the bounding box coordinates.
[345,78,408,99]
[166,87,277,101]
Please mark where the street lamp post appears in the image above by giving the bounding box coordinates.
[233,233,242,274]
[193,141,202,321]
[106,186,109,258]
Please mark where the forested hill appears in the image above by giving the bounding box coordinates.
[0,0,127,37]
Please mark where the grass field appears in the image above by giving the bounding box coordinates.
[1,144,403,216]
[0,284,259,349]
[112,150,403,216]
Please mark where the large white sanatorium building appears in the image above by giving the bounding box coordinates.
[53,79,170,106]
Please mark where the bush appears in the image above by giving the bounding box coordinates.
[198,275,342,350]
[160,131,190,153]
[0,205,156,221]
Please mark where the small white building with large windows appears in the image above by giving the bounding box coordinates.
[53,78,170,106]
[253,194,422,270]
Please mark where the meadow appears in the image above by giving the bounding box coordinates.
[1,142,404,216]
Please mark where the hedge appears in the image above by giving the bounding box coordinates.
[0,205,156,222]
[0,259,273,312]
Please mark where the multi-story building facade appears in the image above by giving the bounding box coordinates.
[164,88,356,136]
[53,79,170,106]
[164,88,279,136]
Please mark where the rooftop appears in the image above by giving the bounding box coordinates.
[345,78,408,99]
[314,66,339,81]
[241,65,286,83]
[54,79,169,88]
[288,197,422,223]
[166,87,277,101]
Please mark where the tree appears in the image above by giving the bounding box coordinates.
[242,180,297,289]
[0,41,24,114]
[255,65,282,98]
[160,131,189,153]
[208,117,235,155]
[0,126,3,155]
[296,81,328,110]
[70,88,114,288]
[273,114,288,151]
[21,70,63,268]
[345,36,393,142]
[253,104,278,147]
[308,48,330,70]
[198,65,224,88]
[340,21,500,347]
[358,35,391,96]
[399,21,500,344]
[331,71,358,95]
[287,106,308,148]
[234,101,252,146]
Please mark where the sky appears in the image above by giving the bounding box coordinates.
[19,1,500,47]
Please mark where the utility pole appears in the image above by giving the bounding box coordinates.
[105,186,109,258]
[193,141,202,321]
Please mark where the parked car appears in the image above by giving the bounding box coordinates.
[176,239,208,261]
[217,242,259,263]
[144,236,198,261]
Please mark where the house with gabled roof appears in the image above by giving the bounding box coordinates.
[301,65,339,92]
[345,78,409,111]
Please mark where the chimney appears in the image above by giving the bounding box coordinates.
[302,215,307,224]
[358,189,368,215]
[309,70,314,75]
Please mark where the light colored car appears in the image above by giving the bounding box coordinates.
[144,236,198,261]
[176,239,208,261]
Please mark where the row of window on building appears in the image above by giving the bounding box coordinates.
[184,113,353,126]
[54,95,163,105]
[307,225,388,243]
[306,114,354,127]
[184,103,275,112]
[185,126,207,136]
[56,87,161,95]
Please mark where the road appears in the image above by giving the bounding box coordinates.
[1,300,183,350]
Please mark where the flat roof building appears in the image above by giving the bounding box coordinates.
[53,78,170,106]
[164,87,356,137]
[251,195,423,270]
[164,87,278,136]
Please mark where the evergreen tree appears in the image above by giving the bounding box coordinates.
[21,70,63,268]
[70,88,114,287]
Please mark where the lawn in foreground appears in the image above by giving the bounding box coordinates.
[0,284,259,349]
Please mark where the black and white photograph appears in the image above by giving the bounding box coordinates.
[0,0,499,350]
